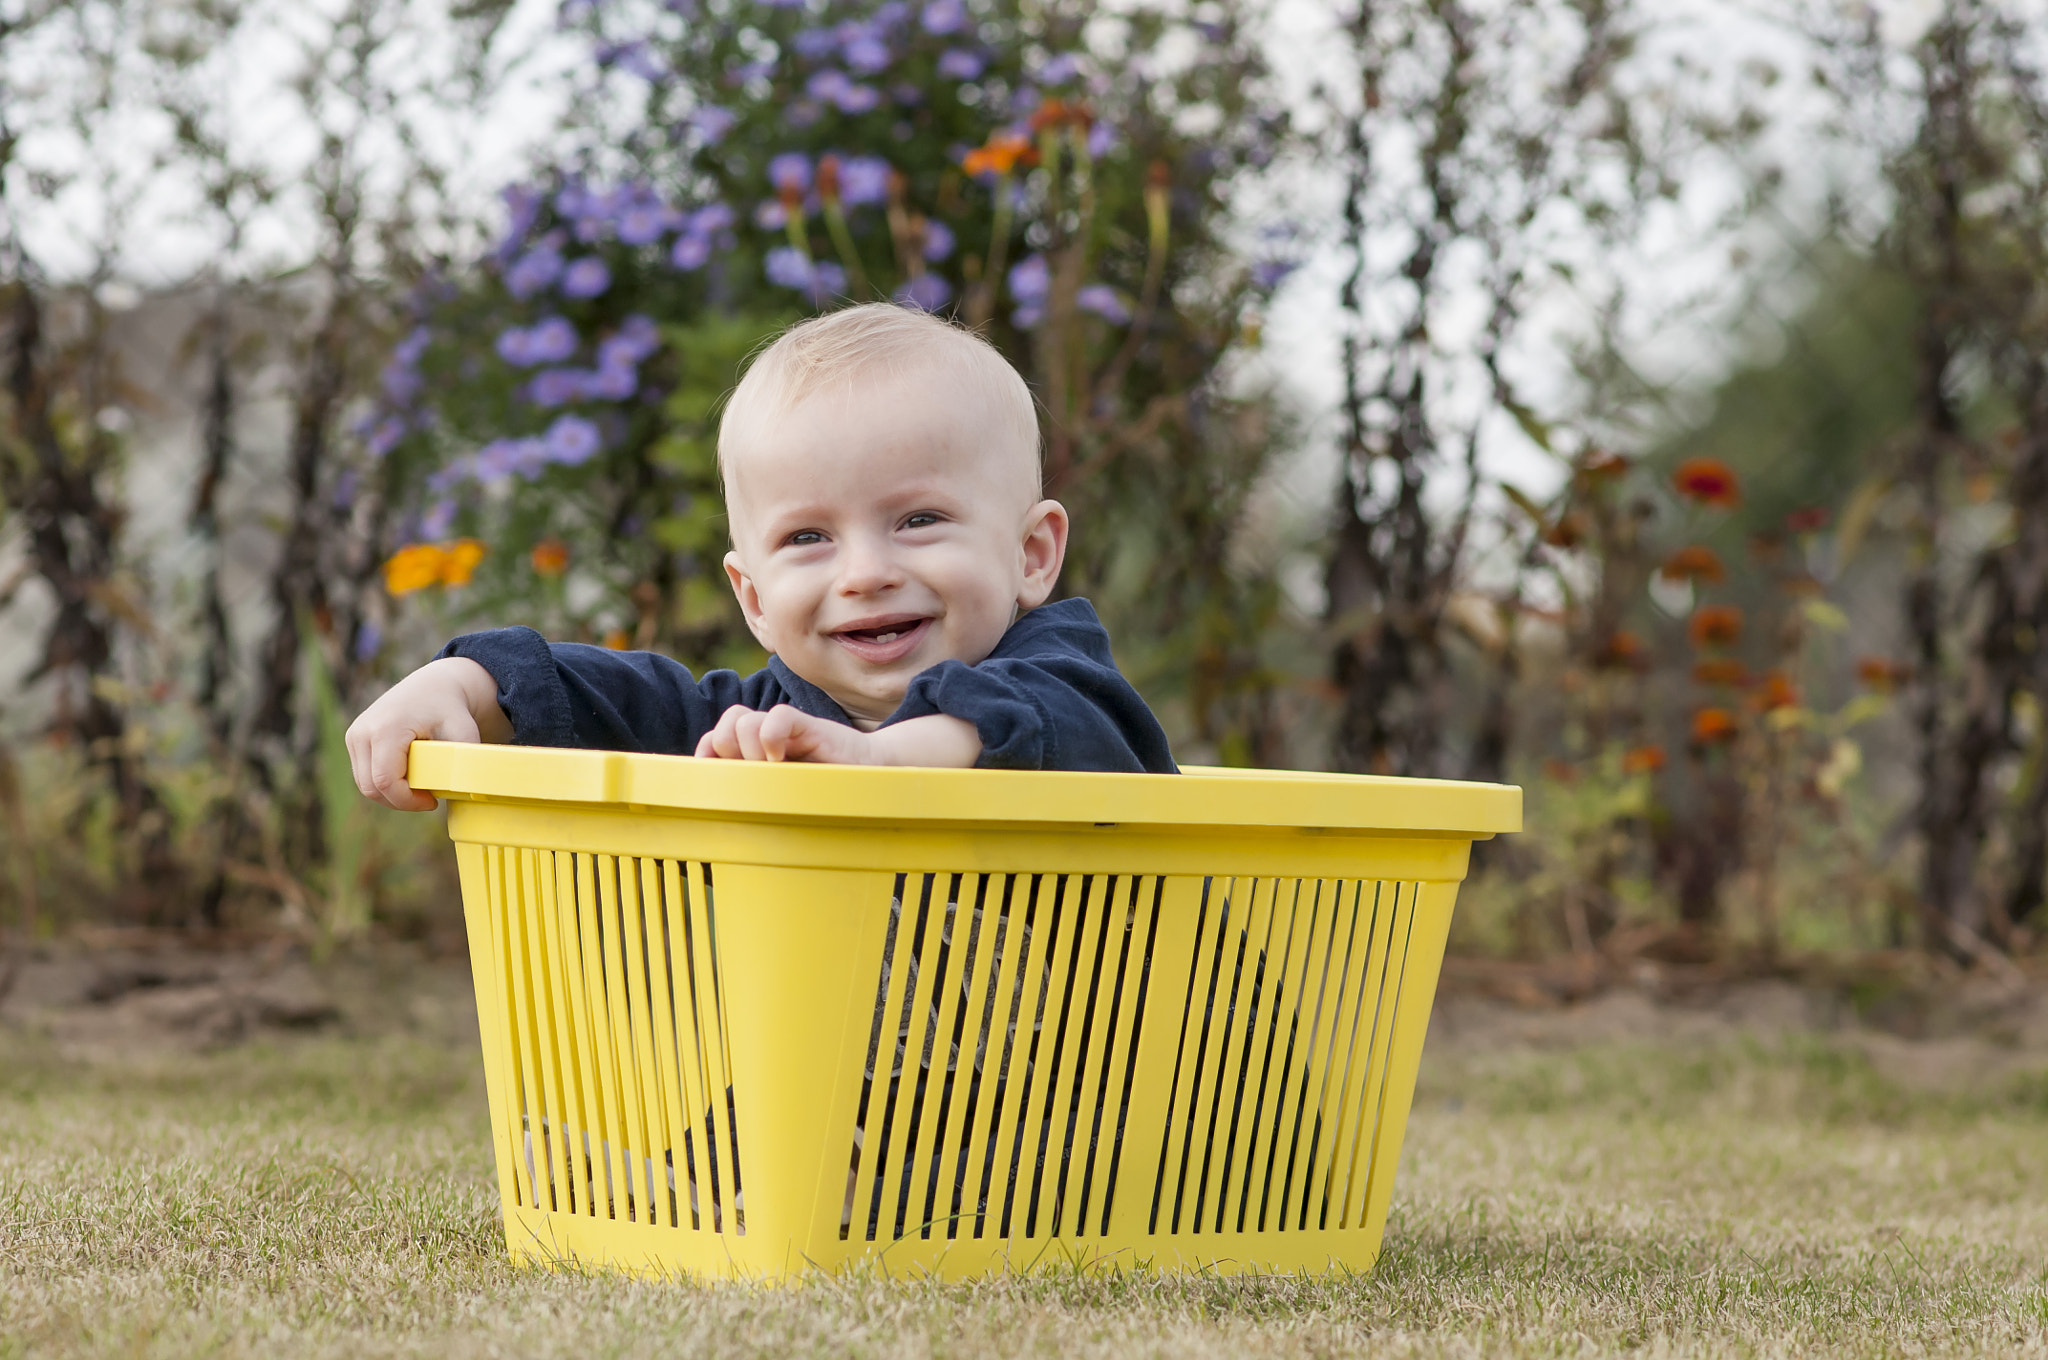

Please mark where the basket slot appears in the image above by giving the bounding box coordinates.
[481,846,742,1234]
[1142,876,1419,1236]
[843,872,1160,1244]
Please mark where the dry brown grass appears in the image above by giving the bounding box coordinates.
[3,999,2046,1358]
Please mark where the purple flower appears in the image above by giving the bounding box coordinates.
[426,455,474,493]
[529,368,589,407]
[614,314,661,360]
[583,363,638,400]
[493,184,543,260]
[1009,253,1050,306]
[765,246,815,290]
[1037,53,1081,84]
[367,415,407,457]
[421,499,457,538]
[896,274,953,311]
[505,245,564,299]
[554,182,592,219]
[393,326,432,368]
[616,203,670,246]
[874,2,909,26]
[670,233,712,270]
[1076,284,1132,324]
[786,100,823,129]
[806,68,853,102]
[1252,259,1300,290]
[728,58,775,83]
[691,203,735,234]
[1012,305,1044,329]
[381,361,423,407]
[843,34,892,75]
[352,620,384,662]
[834,83,882,114]
[811,260,848,299]
[793,26,840,58]
[768,152,812,193]
[759,0,804,8]
[755,199,790,230]
[689,104,737,143]
[937,48,984,80]
[922,220,955,261]
[499,316,577,367]
[1086,120,1117,158]
[893,83,925,105]
[837,155,892,206]
[545,414,603,466]
[560,258,612,299]
[598,40,666,81]
[921,0,966,34]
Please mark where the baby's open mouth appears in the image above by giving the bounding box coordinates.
[830,615,932,664]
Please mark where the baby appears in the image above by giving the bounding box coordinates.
[347,302,1176,807]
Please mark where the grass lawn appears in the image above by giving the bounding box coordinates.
[4,1000,2046,1358]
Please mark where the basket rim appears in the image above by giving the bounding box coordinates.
[408,741,1521,837]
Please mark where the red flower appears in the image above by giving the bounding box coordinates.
[1621,745,1667,775]
[1579,449,1631,482]
[1857,656,1911,692]
[1543,511,1588,549]
[530,538,569,577]
[1691,707,1738,744]
[1659,544,1727,584]
[1595,629,1647,671]
[1750,671,1799,712]
[1674,457,1741,509]
[1785,506,1831,534]
[1693,658,1748,687]
[1688,605,1744,649]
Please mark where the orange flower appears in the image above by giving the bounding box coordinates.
[440,538,487,587]
[1693,657,1748,687]
[1659,544,1727,584]
[1621,745,1667,775]
[1594,629,1647,670]
[602,629,632,651]
[815,154,842,202]
[1691,707,1738,744]
[1750,670,1798,712]
[1785,506,1830,534]
[1688,604,1744,649]
[383,543,444,596]
[530,538,569,577]
[1857,656,1911,692]
[1673,457,1741,508]
[963,131,1033,178]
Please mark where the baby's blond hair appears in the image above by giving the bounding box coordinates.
[718,303,1041,504]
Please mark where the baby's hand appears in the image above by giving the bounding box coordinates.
[345,657,512,811]
[694,707,981,767]
[695,704,875,764]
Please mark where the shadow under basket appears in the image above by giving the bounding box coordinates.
[412,742,1520,1281]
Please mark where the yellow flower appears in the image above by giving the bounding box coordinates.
[384,544,446,596]
[440,538,488,587]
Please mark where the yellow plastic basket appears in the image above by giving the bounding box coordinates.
[411,741,1519,1280]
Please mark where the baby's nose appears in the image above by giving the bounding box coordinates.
[835,534,904,594]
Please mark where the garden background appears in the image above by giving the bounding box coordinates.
[3,0,2048,1354]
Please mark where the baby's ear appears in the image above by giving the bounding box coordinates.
[1016,499,1069,609]
[724,551,777,650]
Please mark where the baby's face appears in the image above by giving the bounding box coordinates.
[722,373,1065,727]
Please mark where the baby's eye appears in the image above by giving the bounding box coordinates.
[902,512,942,529]
[786,529,825,547]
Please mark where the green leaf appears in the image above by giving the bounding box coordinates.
[1801,598,1850,633]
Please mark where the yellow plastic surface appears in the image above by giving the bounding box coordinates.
[415,741,1520,1281]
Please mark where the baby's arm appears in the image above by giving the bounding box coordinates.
[695,707,980,768]
[346,657,513,810]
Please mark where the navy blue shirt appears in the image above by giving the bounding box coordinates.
[436,596,1177,774]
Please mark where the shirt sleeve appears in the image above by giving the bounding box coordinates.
[885,601,1178,773]
[435,625,763,755]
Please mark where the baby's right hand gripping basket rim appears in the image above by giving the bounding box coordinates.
[411,743,1520,1281]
